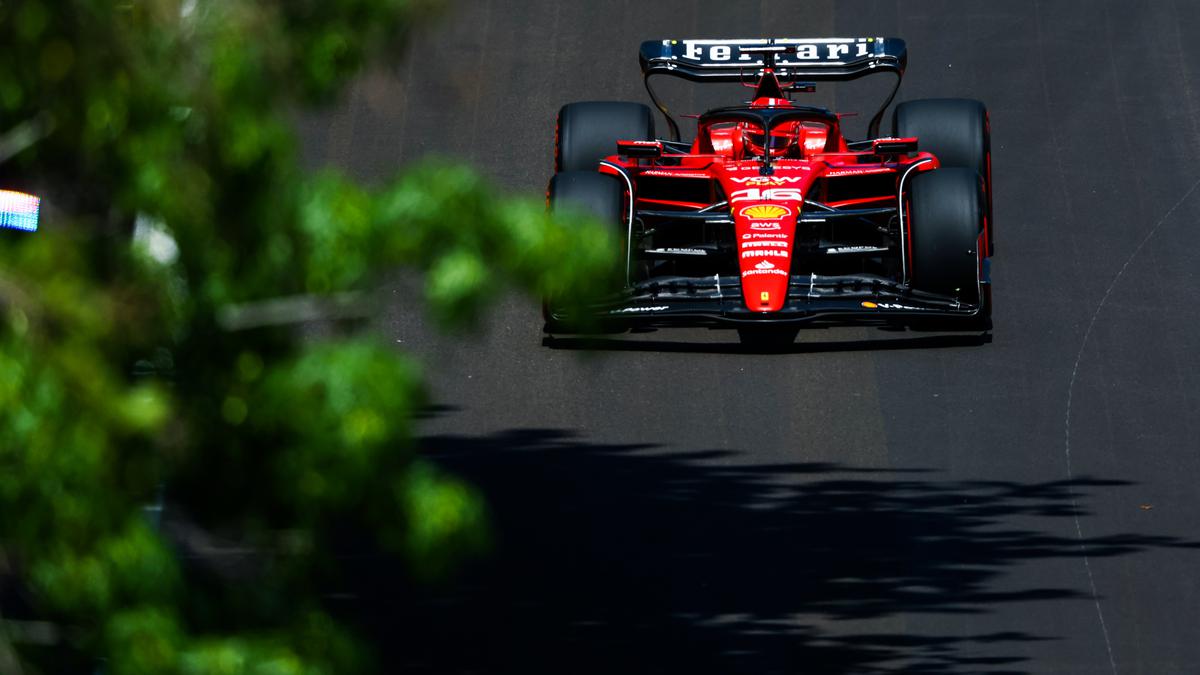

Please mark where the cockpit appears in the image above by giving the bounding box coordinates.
[695,107,843,162]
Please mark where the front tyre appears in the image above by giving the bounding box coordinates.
[908,167,984,310]
[543,171,626,334]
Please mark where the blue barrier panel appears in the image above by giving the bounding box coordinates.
[0,190,40,232]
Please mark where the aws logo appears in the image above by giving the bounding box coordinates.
[739,204,792,220]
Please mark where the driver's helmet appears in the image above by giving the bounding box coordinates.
[741,122,801,158]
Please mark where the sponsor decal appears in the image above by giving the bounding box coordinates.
[678,39,874,64]
[731,188,805,203]
[827,245,887,254]
[860,301,929,311]
[610,305,669,314]
[742,241,788,248]
[739,204,792,219]
[756,260,776,270]
[743,267,788,277]
[824,167,894,177]
[742,233,790,240]
[741,249,789,259]
[750,222,782,231]
[728,176,804,186]
[639,169,709,178]
[646,247,707,256]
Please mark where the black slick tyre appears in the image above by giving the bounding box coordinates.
[543,171,626,334]
[548,171,624,226]
[556,102,655,172]
[908,167,983,309]
[894,98,993,254]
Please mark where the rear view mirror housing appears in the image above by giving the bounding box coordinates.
[871,137,918,155]
[617,139,663,158]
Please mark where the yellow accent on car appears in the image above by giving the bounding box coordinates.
[741,204,789,219]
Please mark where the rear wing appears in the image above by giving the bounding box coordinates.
[638,37,907,140]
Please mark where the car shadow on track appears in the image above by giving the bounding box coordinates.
[336,428,1197,675]
[542,330,992,354]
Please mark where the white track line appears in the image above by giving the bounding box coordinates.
[1063,176,1200,675]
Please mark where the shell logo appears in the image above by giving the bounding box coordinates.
[739,204,791,220]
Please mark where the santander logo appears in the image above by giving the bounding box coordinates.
[742,257,788,277]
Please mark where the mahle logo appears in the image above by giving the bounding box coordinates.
[739,204,791,220]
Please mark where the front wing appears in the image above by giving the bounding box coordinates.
[547,272,989,329]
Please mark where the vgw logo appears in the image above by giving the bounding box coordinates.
[728,176,804,186]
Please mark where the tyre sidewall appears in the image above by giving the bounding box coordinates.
[544,171,627,332]
[895,98,993,253]
[908,167,982,304]
[557,102,655,173]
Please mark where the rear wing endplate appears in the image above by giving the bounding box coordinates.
[638,37,907,140]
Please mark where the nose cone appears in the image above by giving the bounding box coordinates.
[734,203,796,312]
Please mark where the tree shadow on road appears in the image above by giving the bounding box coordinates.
[338,428,1195,674]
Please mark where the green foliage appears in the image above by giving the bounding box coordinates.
[0,0,616,672]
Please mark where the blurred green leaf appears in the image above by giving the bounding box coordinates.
[0,0,618,672]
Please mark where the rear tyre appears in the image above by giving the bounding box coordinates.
[894,98,993,254]
[543,171,626,334]
[556,102,656,172]
[908,167,984,309]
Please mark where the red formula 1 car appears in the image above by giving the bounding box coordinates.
[544,37,993,342]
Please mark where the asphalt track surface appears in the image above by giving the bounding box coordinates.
[297,2,1200,672]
